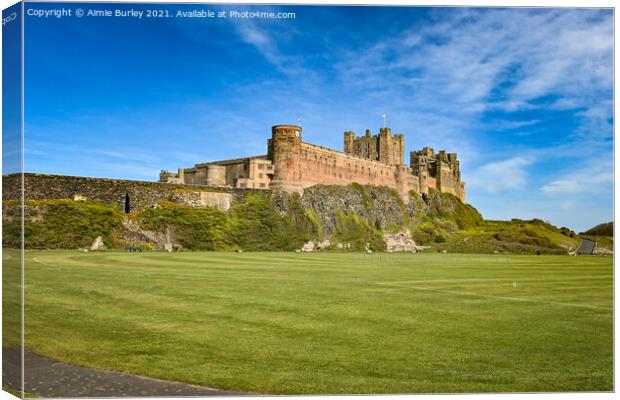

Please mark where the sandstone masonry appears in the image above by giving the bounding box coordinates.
[160,125,466,203]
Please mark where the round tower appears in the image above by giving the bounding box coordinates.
[205,165,226,186]
[268,125,304,193]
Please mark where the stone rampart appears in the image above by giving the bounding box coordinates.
[2,173,264,212]
[298,142,400,189]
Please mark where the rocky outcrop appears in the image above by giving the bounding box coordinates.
[89,236,105,251]
[300,184,410,235]
[300,240,332,252]
[122,219,175,250]
[594,247,613,256]
[382,230,426,252]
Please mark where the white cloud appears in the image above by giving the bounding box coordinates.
[231,18,317,80]
[332,8,612,149]
[541,180,581,194]
[468,156,534,193]
[541,167,613,195]
[541,153,613,195]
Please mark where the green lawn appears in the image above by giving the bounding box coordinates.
[3,250,613,394]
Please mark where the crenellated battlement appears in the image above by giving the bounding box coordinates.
[343,128,405,166]
[410,148,464,202]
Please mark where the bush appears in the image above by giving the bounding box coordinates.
[139,202,231,251]
[3,200,123,249]
[333,211,386,251]
[139,193,318,251]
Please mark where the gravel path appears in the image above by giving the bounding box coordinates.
[3,348,249,397]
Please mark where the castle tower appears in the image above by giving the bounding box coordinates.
[205,165,226,186]
[378,128,393,165]
[393,134,405,165]
[268,125,304,193]
[344,131,355,154]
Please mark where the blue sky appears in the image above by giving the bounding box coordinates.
[22,4,613,231]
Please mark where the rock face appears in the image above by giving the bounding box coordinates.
[383,230,419,252]
[594,247,613,256]
[301,239,332,252]
[90,236,105,251]
[122,219,176,251]
[301,184,413,235]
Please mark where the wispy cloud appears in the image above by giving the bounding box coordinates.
[332,8,612,154]
[541,159,613,195]
[468,156,534,193]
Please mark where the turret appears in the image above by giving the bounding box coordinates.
[378,128,393,165]
[344,131,355,154]
[268,125,304,193]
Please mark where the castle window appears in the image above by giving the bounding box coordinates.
[259,173,264,179]
[258,164,264,170]
[260,183,266,188]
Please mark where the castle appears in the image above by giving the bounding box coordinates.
[160,125,466,203]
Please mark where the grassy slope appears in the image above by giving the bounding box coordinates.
[434,220,581,254]
[6,251,612,394]
[409,191,582,254]
[582,222,613,236]
[581,235,614,252]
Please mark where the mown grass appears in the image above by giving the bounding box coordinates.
[4,251,612,394]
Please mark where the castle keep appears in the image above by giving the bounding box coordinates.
[160,125,466,203]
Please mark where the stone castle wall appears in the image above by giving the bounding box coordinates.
[160,124,466,203]
[268,126,421,202]
[160,157,273,189]
[3,173,263,212]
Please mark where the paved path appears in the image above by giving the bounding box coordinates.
[577,238,597,255]
[3,348,248,397]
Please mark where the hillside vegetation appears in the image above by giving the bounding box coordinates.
[1,184,598,254]
[582,222,613,236]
